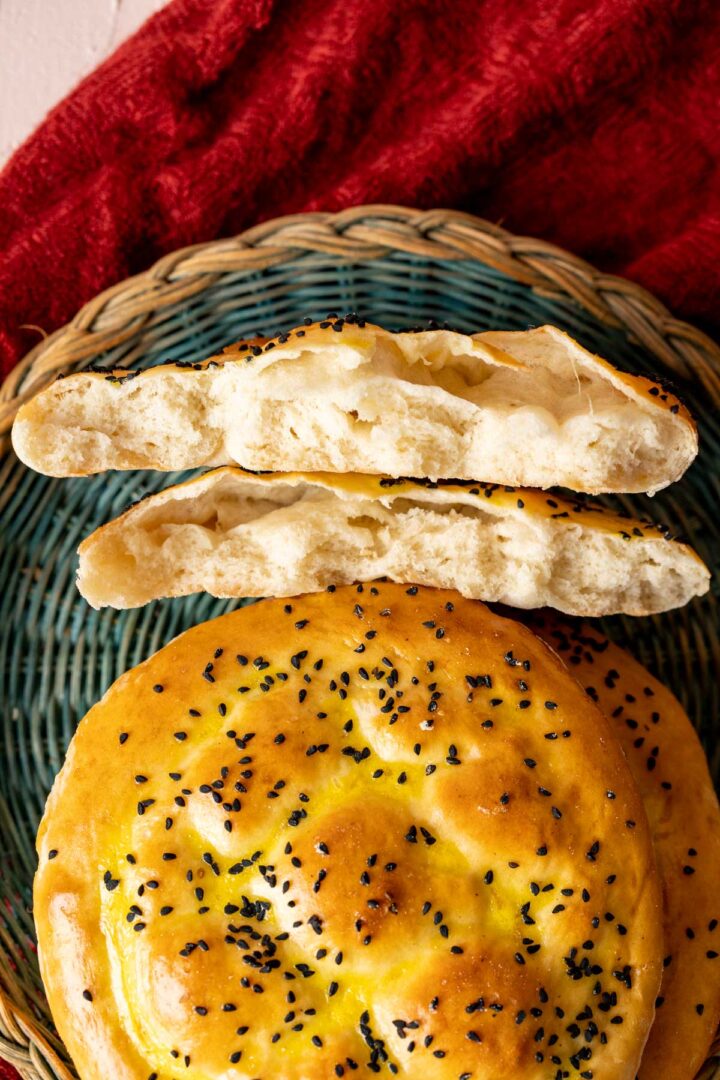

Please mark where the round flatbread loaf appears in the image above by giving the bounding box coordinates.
[532,614,720,1080]
[35,586,663,1080]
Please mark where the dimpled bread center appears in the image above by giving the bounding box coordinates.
[71,586,659,1080]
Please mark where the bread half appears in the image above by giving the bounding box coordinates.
[13,318,697,494]
[76,468,710,614]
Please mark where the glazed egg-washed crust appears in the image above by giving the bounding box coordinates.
[35,586,662,1080]
[531,614,720,1080]
[12,316,697,494]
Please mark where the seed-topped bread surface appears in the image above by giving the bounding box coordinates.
[12,317,697,494]
[35,585,663,1080]
[531,613,720,1080]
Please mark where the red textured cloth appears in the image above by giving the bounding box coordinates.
[1,0,720,379]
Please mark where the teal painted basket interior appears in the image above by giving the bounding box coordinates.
[0,248,718,1069]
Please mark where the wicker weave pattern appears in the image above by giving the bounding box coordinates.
[0,205,718,1080]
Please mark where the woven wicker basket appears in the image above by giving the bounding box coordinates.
[0,205,718,1079]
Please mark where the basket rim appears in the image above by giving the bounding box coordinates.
[2,204,720,441]
[2,203,719,1080]
[0,994,73,1080]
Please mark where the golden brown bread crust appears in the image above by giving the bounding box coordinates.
[35,585,662,1079]
[531,614,720,1080]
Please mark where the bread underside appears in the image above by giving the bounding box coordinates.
[13,325,696,494]
[77,470,709,615]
